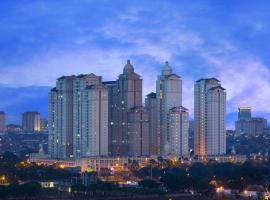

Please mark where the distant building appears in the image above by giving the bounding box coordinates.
[82,172,98,186]
[194,78,226,156]
[145,92,160,155]
[167,106,189,157]
[226,130,236,137]
[6,124,22,132]
[156,62,182,155]
[128,106,150,156]
[29,155,151,172]
[238,106,252,120]
[22,112,41,132]
[235,107,267,136]
[236,117,267,136]
[263,127,270,135]
[0,112,6,132]
[40,118,48,132]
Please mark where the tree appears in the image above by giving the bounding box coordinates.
[138,179,160,190]
[97,181,116,195]
[0,185,9,199]
[19,181,42,198]
[71,183,86,193]
[129,160,140,172]
[1,152,21,165]
[161,174,190,192]
[86,184,97,196]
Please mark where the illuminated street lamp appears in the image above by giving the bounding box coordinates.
[216,186,224,193]
[0,175,8,184]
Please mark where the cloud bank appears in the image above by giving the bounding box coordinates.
[1,1,270,128]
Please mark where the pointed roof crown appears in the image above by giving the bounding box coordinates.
[162,61,173,75]
[123,59,134,74]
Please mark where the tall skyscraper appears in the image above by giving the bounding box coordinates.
[82,84,108,157]
[156,61,182,155]
[103,81,117,156]
[22,112,41,132]
[128,106,150,156]
[0,112,6,132]
[194,78,226,156]
[110,60,142,156]
[72,74,102,158]
[49,76,75,159]
[48,74,108,159]
[145,92,160,155]
[168,106,189,156]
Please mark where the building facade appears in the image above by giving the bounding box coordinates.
[103,81,117,156]
[49,76,75,159]
[238,106,252,120]
[235,106,267,137]
[194,78,226,156]
[82,84,108,157]
[235,117,267,136]
[189,120,194,152]
[72,74,102,158]
[0,112,6,132]
[156,62,182,155]
[48,74,108,159]
[109,60,143,156]
[167,106,189,157]
[127,106,150,156]
[22,112,41,132]
[145,92,160,155]
[40,118,48,132]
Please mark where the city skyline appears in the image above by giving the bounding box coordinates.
[1,2,270,199]
[48,60,226,158]
[1,1,270,128]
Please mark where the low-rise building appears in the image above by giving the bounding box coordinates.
[82,172,98,186]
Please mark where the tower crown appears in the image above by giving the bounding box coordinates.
[162,61,173,75]
[123,59,134,74]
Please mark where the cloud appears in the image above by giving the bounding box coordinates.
[1,1,270,127]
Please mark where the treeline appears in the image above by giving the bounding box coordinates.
[0,152,74,183]
[0,181,41,199]
[70,180,167,198]
[134,160,270,193]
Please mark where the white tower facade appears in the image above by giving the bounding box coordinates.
[82,84,108,157]
[48,74,108,159]
[73,74,102,158]
[49,76,75,159]
[194,78,226,156]
[156,62,182,155]
[168,106,189,157]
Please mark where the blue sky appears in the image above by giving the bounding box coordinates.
[0,0,270,128]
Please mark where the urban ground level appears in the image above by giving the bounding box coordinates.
[9,194,240,200]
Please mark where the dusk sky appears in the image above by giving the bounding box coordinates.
[1,0,270,128]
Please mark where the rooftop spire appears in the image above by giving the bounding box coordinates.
[162,61,173,75]
[123,59,134,74]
